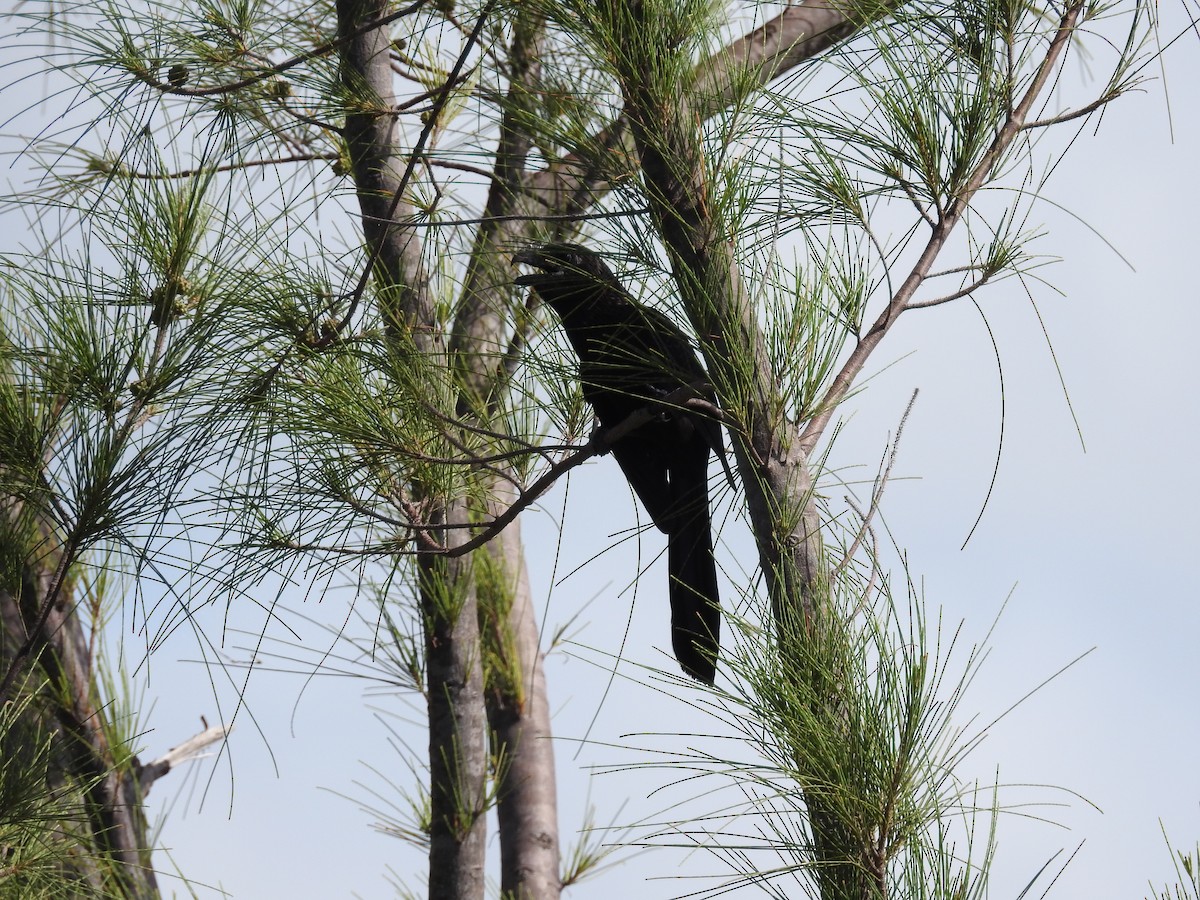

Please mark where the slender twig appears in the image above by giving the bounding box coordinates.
[377,206,652,230]
[905,270,995,309]
[444,433,635,558]
[842,492,882,607]
[798,0,1087,455]
[898,177,937,228]
[137,724,233,794]
[117,152,338,180]
[132,1,431,97]
[832,389,918,579]
[394,69,479,113]
[117,151,496,184]
[440,383,711,558]
[1023,91,1121,129]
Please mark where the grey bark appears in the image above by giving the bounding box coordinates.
[597,0,1088,892]
[330,1,917,897]
[602,0,866,888]
[0,562,160,898]
[482,480,561,900]
[334,3,491,899]
[443,8,564,898]
[420,516,489,900]
[335,0,438,350]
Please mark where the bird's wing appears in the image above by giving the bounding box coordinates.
[635,307,734,484]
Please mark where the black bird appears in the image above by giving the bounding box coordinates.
[514,243,726,684]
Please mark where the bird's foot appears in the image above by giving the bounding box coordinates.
[588,421,614,456]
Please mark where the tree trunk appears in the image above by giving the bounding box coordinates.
[1,551,159,898]
[421,500,489,900]
[448,9,563,897]
[480,480,561,900]
[608,3,865,891]
[335,5,495,898]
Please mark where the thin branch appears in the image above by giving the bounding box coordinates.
[517,0,901,221]
[138,724,233,794]
[387,206,652,230]
[117,152,339,180]
[831,388,918,578]
[132,0,431,98]
[394,68,479,113]
[899,177,937,228]
[904,270,995,309]
[694,0,902,112]
[798,0,1087,455]
[441,382,714,558]
[1023,91,1121,128]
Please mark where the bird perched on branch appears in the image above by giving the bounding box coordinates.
[513,242,729,684]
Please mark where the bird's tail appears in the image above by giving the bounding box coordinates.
[667,456,720,685]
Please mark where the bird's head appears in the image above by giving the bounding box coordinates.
[512,243,618,293]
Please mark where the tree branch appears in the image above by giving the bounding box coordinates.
[132,1,431,97]
[798,0,1087,455]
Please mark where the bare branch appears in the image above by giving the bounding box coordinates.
[441,383,707,559]
[904,270,996,309]
[335,0,496,343]
[798,0,1087,455]
[694,0,900,112]
[132,1,431,98]
[138,724,233,794]
[1023,92,1121,129]
[519,0,900,224]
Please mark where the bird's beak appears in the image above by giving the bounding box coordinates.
[512,248,554,287]
[511,248,541,268]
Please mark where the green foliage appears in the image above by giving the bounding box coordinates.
[753,592,980,895]
[475,548,522,706]
[0,694,108,899]
[1149,831,1200,900]
[619,548,1007,899]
